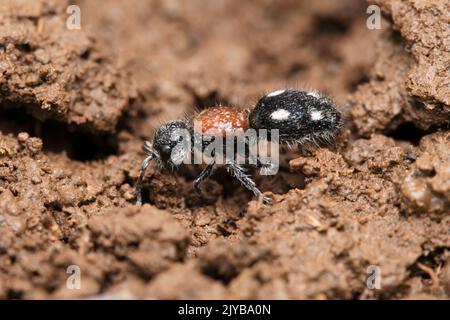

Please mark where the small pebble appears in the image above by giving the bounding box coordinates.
[18,132,29,142]
[31,176,42,184]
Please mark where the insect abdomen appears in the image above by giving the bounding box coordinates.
[249,89,342,145]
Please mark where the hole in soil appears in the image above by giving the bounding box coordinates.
[415,168,436,179]
[45,201,63,212]
[388,122,428,146]
[200,263,238,285]
[7,289,24,300]
[313,15,350,36]
[15,43,34,53]
[80,48,91,60]
[408,247,449,280]
[0,107,119,161]
[346,70,370,92]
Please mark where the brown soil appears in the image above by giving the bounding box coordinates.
[0,0,449,299]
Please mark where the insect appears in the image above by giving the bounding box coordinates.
[135,88,343,206]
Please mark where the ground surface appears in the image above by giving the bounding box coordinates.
[0,0,449,299]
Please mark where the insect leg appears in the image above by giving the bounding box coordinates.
[194,161,215,193]
[226,161,272,204]
[136,154,154,206]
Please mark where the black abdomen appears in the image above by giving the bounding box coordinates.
[249,89,342,145]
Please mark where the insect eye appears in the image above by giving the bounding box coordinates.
[162,145,172,154]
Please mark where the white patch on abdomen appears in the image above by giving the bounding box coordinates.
[267,89,285,97]
[270,109,290,120]
[307,91,320,99]
[310,109,323,121]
